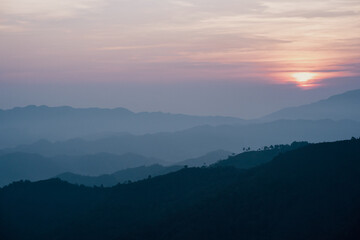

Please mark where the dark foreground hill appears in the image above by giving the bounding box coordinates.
[213,141,308,169]
[1,139,360,240]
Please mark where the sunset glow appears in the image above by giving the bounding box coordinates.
[292,72,316,83]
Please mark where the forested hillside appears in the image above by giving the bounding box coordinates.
[1,138,359,240]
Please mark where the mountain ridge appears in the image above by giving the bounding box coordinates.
[262,89,360,121]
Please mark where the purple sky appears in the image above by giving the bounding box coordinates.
[0,0,359,118]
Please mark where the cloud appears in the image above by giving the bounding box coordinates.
[0,24,24,32]
[279,10,359,19]
[171,1,195,7]
[0,0,359,88]
[97,44,178,51]
[0,0,104,19]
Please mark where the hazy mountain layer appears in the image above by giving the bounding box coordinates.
[3,119,360,161]
[0,105,244,148]
[174,149,231,167]
[1,89,360,150]
[0,150,231,187]
[51,152,164,176]
[0,152,163,187]
[0,152,62,187]
[56,144,305,187]
[57,165,183,187]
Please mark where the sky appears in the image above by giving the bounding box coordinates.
[0,0,359,118]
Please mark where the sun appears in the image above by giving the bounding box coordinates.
[292,72,317,83]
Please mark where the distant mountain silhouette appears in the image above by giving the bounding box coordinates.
[262,89,360,121]
[0,152,163,186]
[1,138,360,240]
[1,89,360,150]
[3,119,359,161]
[0,105,245,148]
[57,164,183,187]
[175,149,231,167]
